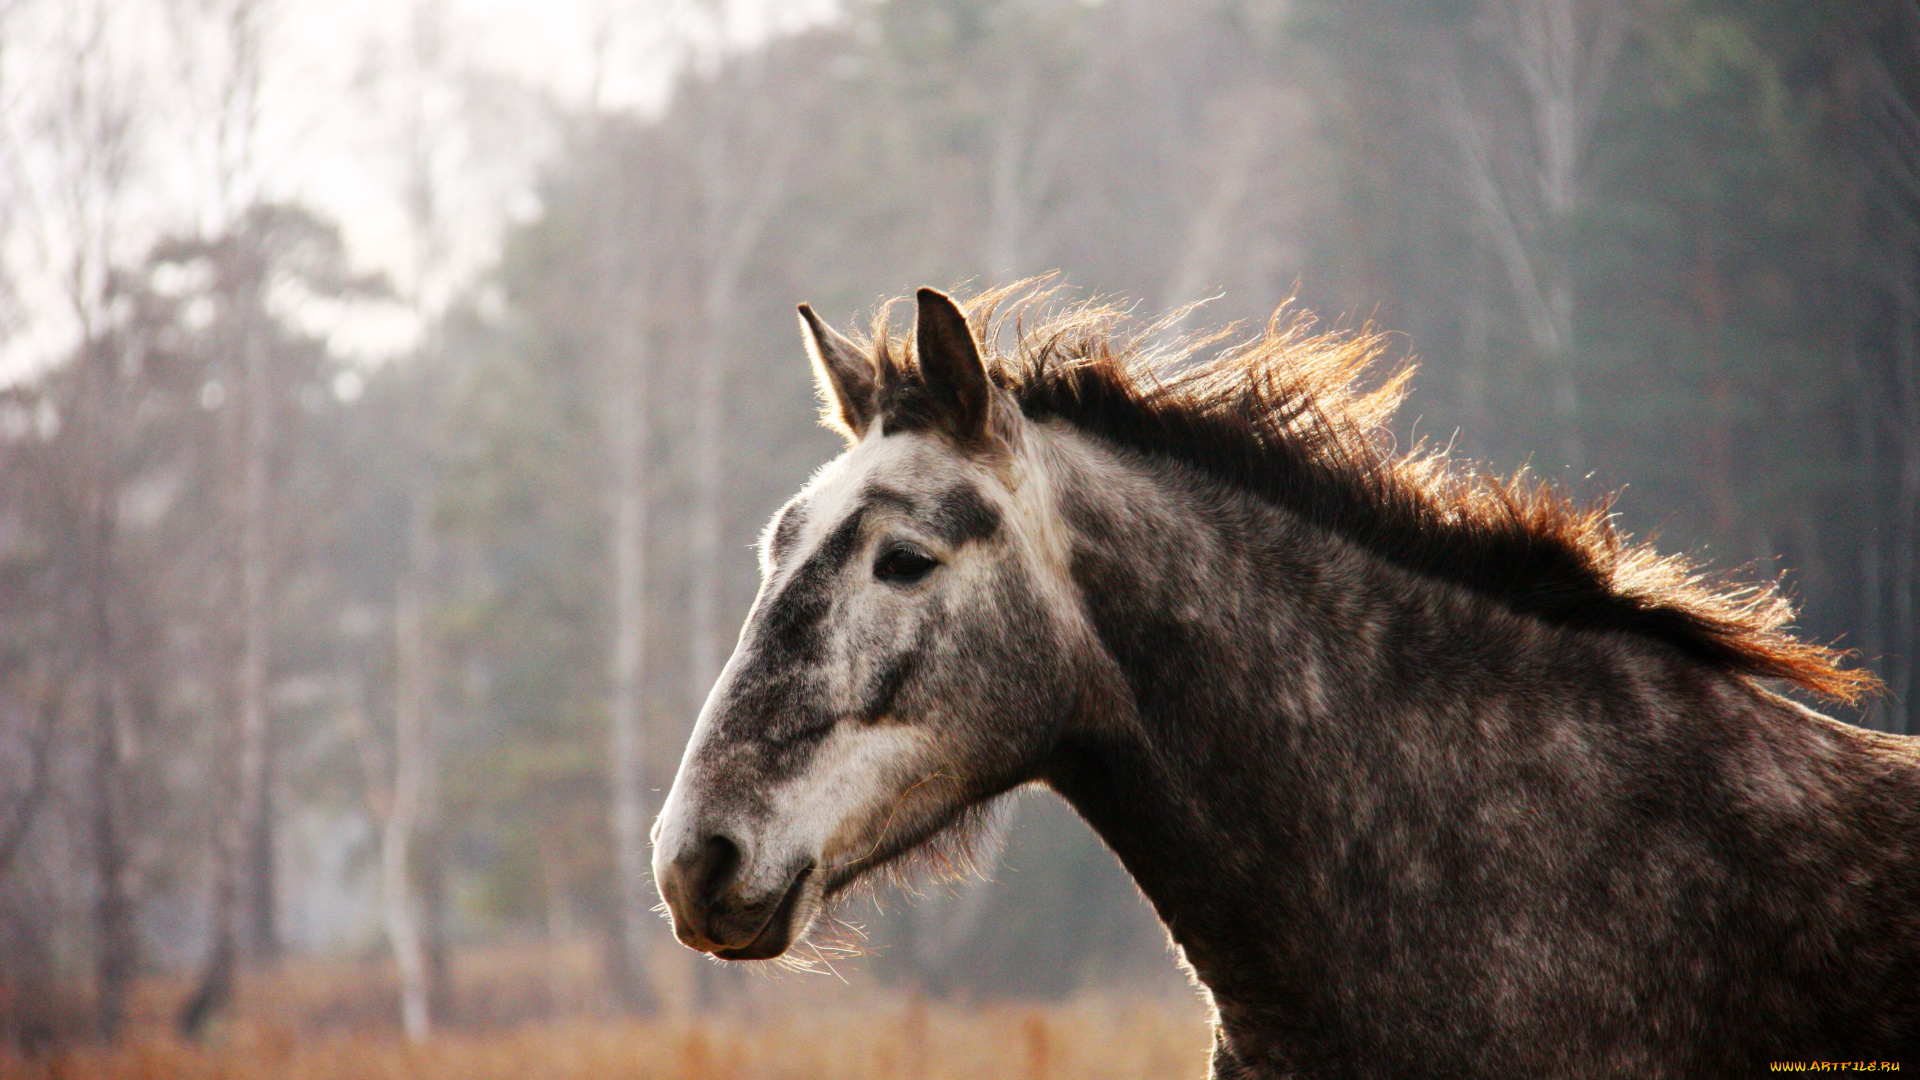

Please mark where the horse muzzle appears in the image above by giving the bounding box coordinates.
[656,831,817,960]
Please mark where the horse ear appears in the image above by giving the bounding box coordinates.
[913,287,990,442]
[798,303,876,441]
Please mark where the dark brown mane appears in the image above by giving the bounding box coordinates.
[857,283,1876,703]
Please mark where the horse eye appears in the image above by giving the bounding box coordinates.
[874,544,938,583]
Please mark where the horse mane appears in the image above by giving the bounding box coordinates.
[857,281,1876,704]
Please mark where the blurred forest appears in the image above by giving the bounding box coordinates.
[2,0,1918,1062]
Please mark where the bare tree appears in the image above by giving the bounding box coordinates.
[164,0,281,1037]
[1163,96,1267,309]
[602,187,658,1012]
[234,277,275,958]
[1434,0,1626,471]
[1854,0,1920,734]
[197,0,278,967]
[684,57,807,700]
[361,0,465,1038]
[14,0,147,1039]
[979,54,1053,280]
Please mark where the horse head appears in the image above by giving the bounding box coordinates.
[651,288,1089,960]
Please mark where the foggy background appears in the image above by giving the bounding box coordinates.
[1,0,1916,1067]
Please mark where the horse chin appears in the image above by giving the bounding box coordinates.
[712,864,818,962]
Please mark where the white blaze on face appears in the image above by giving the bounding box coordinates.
[652,708,938,904]
[785,722,941,870]
[652,427,982,903]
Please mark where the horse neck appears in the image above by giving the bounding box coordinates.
[1036,430,1623,996]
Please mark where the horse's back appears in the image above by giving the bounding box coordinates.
[1649,686,1920,1065]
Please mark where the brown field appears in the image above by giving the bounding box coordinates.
[0,945,1211,1080]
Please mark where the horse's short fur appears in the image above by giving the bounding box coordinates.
[654,283,1920,1077]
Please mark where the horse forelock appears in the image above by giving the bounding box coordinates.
[845,280,1877,704]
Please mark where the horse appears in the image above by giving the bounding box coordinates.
[652,283,1920,1077]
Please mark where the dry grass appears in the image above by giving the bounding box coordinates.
[1,946,1211,1080]
[1,998,1208,1080]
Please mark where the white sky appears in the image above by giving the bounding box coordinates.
[0,0,839,385]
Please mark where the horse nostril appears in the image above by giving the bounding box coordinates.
[685,832,744,910]
[662,830,751,947]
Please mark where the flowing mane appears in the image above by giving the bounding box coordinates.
[854,283,1875,703]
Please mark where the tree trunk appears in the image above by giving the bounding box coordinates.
[982,63,1037,281]
[1164,99,1263,309]
[0,687,57,876]
[384,492,435,1042]
[236,315,275,958]
[419,828,453,1023]
[1892,246,1919,735]
[81,344,135,1042]
[686,61,804,706]
[181,297,276,1038]
[1459,238,1491,458]
[539,833,573,1017]
[606,309,656,1011]
[89,661,134,1043]
[1437,65,1584,468]
[1858,372,1886,734]
[1693,221,1736,534]
[682,68,802,1011]
[687,257,731,705]
[1438,0,1624,473]
[1833,62,1883,726]
[1877,6,1920,736]
[247,763,275,956]
[179,691,238,1037]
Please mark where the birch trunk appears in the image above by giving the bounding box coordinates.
[1438,0,1622,472]
[384,492,436,1042]
[682,67,806,1010]
[686,65,804,700]
[182,294,277,1038]
[419,832,452,1021]
[982,64,1036,279]
[1164,101,1264,308]
[236,314,275,957]
[169,0,271,1035]
[688,272,731,701]
[606,309,655,1010]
